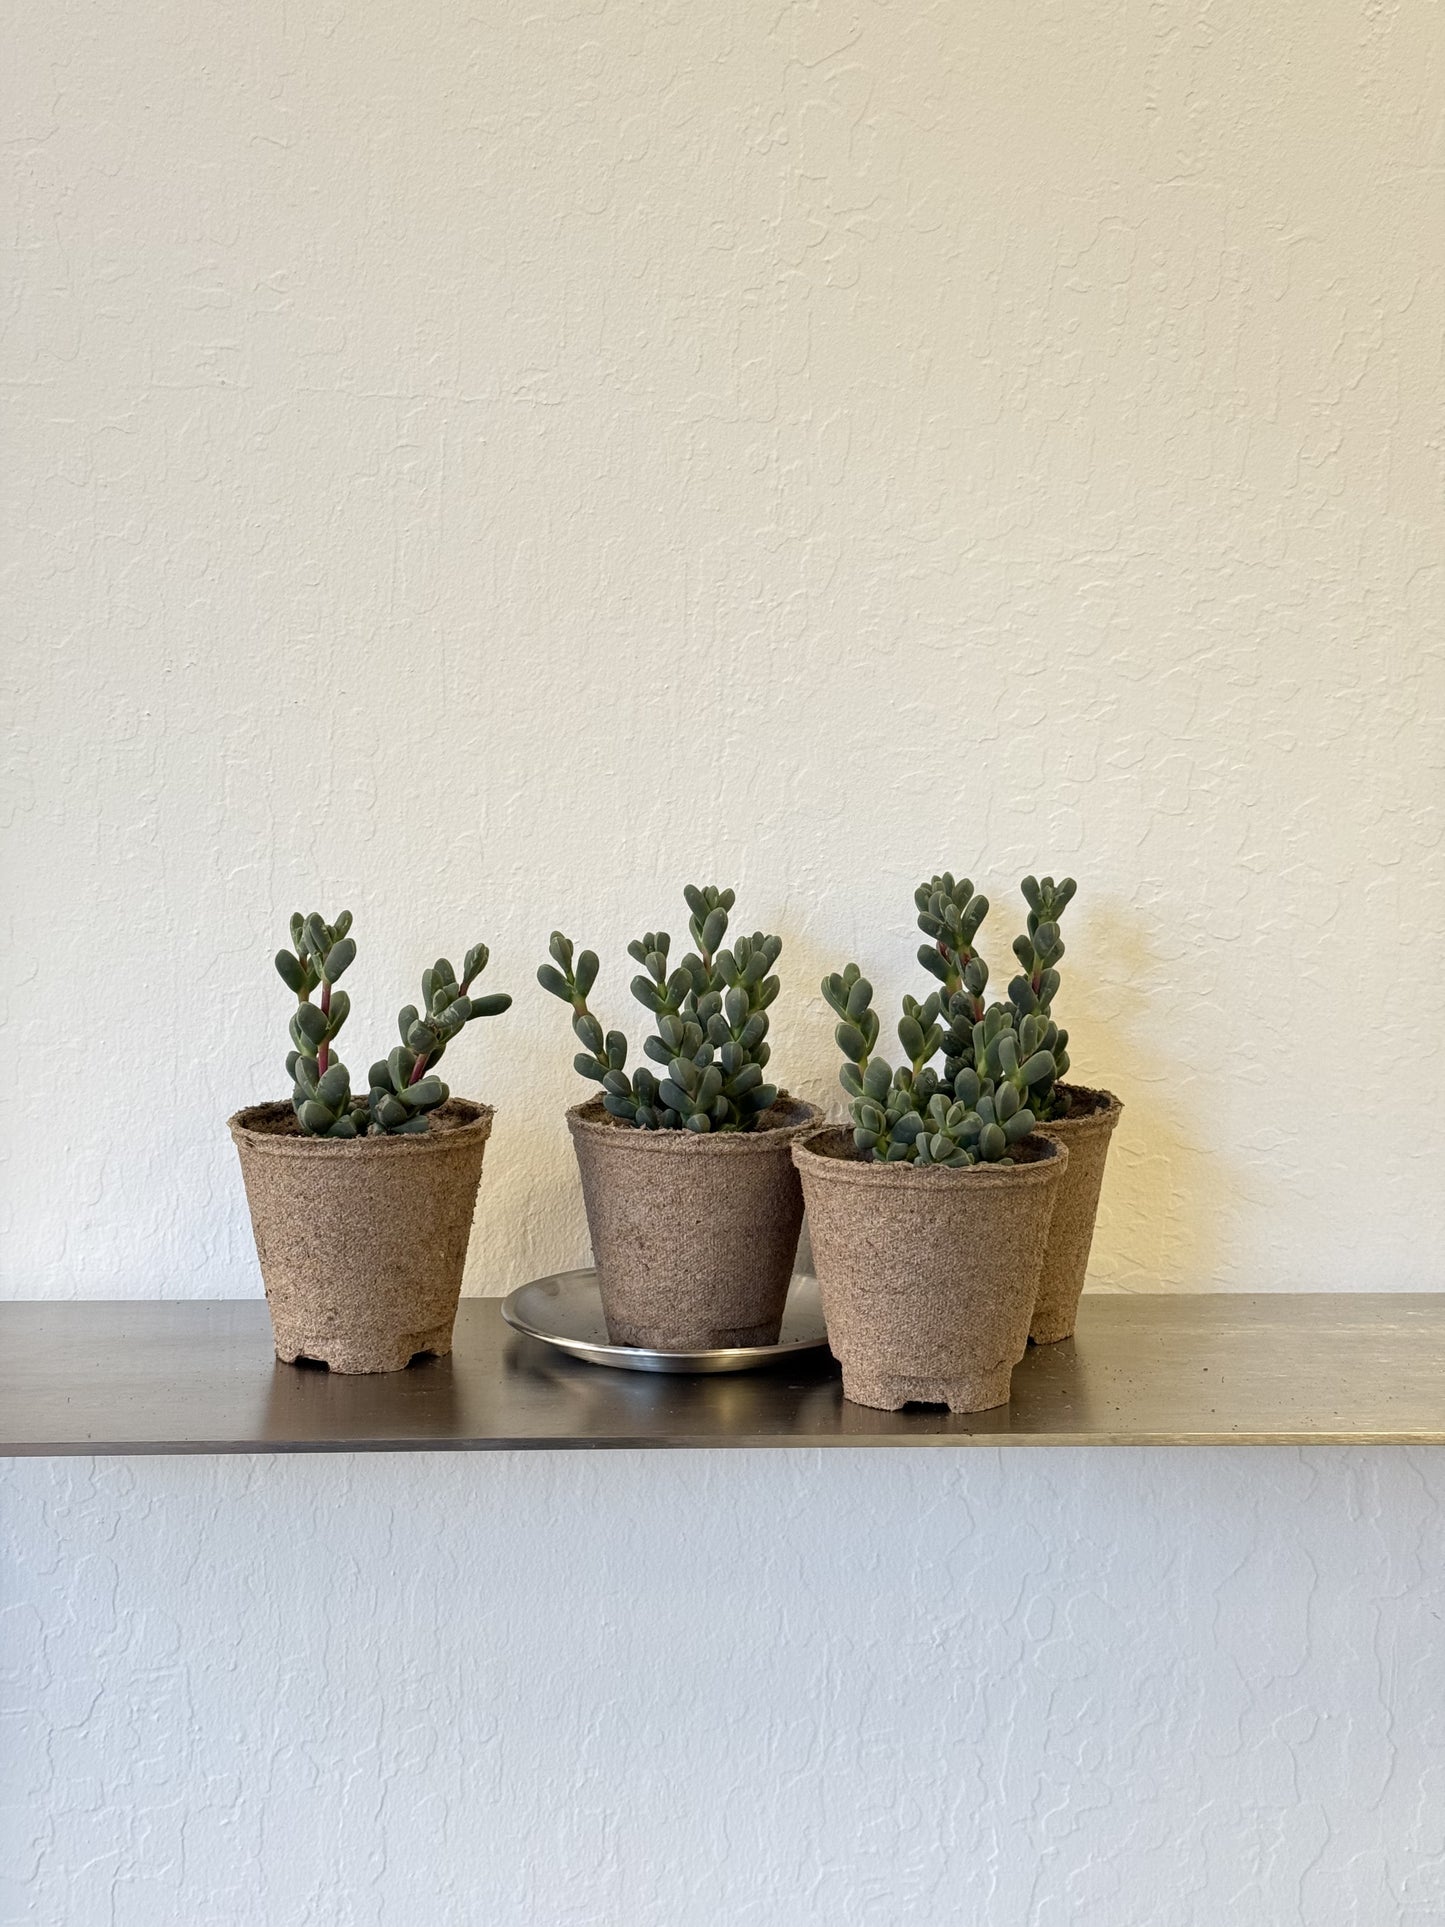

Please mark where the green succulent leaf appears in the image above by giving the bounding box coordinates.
[898,1014,925,1062]
[316,1064,350,1110]
[275,950,305,994]
[836,1023,867,1064]
[464,942,490,985]
[293,1003,328,1048]
[322,937,356,984]
[469,992,511,1018]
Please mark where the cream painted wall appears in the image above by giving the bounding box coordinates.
[5,0,1443,1300]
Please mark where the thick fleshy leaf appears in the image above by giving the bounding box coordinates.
[835,1022,867,1064]
[316,1064,350,1110]
[294,1003,328,1048]
[322,937,356,984]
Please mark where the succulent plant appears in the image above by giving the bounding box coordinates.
[823,872,1079,1164]
[538,885,783,1132]
[275,914,510,1137]
[1005,874,1074,1120]
[823,966,1038,1166]
[914,873,993,1084]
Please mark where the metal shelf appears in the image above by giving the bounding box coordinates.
[2,1294,1441,1453]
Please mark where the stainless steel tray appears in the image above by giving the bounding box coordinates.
[501,1270,828,1374]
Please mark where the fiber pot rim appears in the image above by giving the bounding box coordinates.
[793,1124,1067,1190]
[566,1092,820,1157]
[1041,1082,1123,1130]
[228,1098,494,1161]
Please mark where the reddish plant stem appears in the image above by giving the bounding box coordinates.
[408,1048,430,1085]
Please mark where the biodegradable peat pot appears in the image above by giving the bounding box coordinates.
[566,1093,821,1350]
[1030,1083,1123,1344]
[229,1098,494,1373]
[793,1127,1068,1413]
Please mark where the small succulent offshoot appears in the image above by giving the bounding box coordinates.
[822,873,1078,1165]
[538,885,783,1132]
[275,912,511,1137]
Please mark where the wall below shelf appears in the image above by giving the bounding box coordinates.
[2,1292,1442,1453]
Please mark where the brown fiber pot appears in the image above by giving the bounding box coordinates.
[229,1099,494,1372]
[566,1094,821,1349]
[793,1127,1068,1413]
[1030,1084,1123,1344]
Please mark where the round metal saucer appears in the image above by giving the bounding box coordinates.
[501,1270,828,1374]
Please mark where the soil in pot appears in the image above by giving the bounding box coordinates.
[566,1093,820,1350]
[1030,1084,1123,1344]
[793,1127,1068,1413]
[229,1098,493,1373]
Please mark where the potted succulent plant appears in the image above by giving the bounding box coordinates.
[538,885,819,1350]
[921,873,1122,1343]
[794,874,1072,1412]
[229,910,512,1372]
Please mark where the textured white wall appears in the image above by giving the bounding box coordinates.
[4,0,1442,1300]
[5,1448,1445,1927]
[6,5,1444,1924]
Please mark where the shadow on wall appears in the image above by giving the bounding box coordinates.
[1067,896,1234,1296]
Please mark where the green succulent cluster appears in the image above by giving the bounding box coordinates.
[538,885,783,1132]
[823,873,1078,1164]
[914,874,993,1083]
[1003,875,1074,1120]
[275,912,511,1137]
